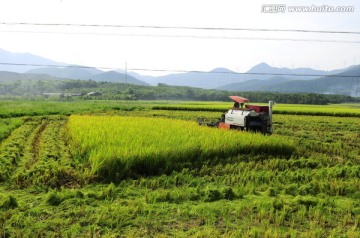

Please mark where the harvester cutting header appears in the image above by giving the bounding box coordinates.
[199,96,275,134]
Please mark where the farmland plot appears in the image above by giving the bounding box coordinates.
[0,106,359,237]
[67,115,295,181]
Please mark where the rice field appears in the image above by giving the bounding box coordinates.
[1,100,359,118]
[0,100,359,237]
[152,102,360,117]
[67,115,295,181]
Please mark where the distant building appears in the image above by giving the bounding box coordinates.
[43,92,64,98]
[87,91,102,96]
[64,92,84,97]
[43,92,84,98]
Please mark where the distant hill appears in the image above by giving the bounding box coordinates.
[0,69,148,88]
[0,48,147,86]
[0,71,69,95]
[1,48,358,95]
[219,65,360,97]
[126,71,157,85]
[91,71,149,85]
[0,71,66,83]
[27,66,103,80]
[0,48,65,73]
[146,68,247,89]
[0,70,149,96]
[27,67,149,85]
[140,63,348,89]
[218,76,292,91]
[245,63,343,80]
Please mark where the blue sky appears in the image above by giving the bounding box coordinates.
[0,0,359,75]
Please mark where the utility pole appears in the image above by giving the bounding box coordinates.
[125,62,127,84]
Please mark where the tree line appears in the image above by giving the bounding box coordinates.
[0,79,359,105]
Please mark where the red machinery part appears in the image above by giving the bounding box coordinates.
[218,122,230,129]
[246,105,269,113]
[229,96,249,103]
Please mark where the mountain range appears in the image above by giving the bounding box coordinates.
[0,48,359,96]
[0,48,65,73]
[27,67,149,86]
[130,63,349,89]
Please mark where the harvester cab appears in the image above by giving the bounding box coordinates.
[198,96,275,134]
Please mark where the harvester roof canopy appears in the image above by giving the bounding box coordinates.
[229,96,249,103]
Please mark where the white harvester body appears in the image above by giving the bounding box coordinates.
[198,96,275,134]
[224,110,259,127]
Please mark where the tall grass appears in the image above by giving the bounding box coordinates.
[67,115,295,181]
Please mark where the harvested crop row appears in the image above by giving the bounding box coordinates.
[0,118,40,182]
[274,114,360,163]
[12,117,85,188]
[67,115,295,181]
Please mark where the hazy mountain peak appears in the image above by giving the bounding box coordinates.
[248,62,273,72]
[209,68,235,73]
[0,48,65,73]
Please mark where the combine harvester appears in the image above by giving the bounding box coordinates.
[198,96,275,134]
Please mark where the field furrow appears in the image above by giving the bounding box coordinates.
[29,120,48,166]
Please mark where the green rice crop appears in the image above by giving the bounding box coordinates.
[1,100,359,118]
[0,118,23,141]
[1,110,359,236]
[0,100,145,118]
[273,103,360,117]
[152,102,360,117]
[67,115,295,181]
